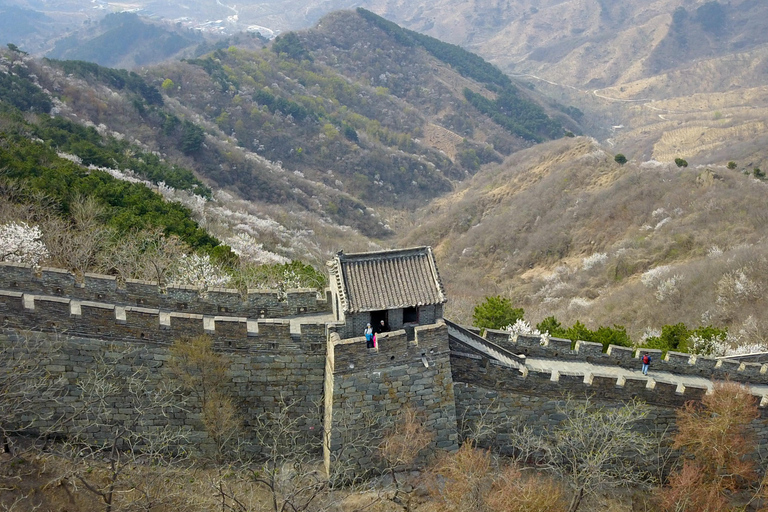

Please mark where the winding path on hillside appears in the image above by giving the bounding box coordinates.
[508,72,684,114]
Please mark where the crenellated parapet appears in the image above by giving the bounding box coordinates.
[450,348,768,463]
[0,289,327,353]
[0,262,331,318]
[450,350,720,409]
[481,329,768,386]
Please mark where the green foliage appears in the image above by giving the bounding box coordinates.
[0,108,217,250]
[588,325,632,351]
[186,55,239,92]
[271,32,312,61]
[471,296,524,330]
[0,64,52,113]
[614,154,627,165]
[674,157,688,168]
[180,120,205,154]
[342,123,359,143]
[753,167,765,179]
[161,78,175,90]
[253,87,311,121]
[727,161,737,170]
[556,103,584,121]
[643,323,690,352]
[457,141,502,170]
[33,115,211,197]
[47,59,163,106]
[231,260,327,290]
[357,8,511,90]
[537,316,566,337]
[457,149,480,171]
[463,87,562,142]
[208,245,238,270]
[7,43,26,54]
[536,316,631,351]
[687,325,728,356]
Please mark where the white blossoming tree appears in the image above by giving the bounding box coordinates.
[0,221,49,266]
[169,253,231,289]
[506,318,548,343]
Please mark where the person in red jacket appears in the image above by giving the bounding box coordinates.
[641,353,651,375]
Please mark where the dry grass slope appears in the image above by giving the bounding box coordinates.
[401,136,768,344]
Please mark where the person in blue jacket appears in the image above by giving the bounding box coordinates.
[364,323,374,348]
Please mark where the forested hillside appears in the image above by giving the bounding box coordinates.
[4,10,570,249]
[1,10,572,288]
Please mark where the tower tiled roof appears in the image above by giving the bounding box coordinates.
[328,247,447,314]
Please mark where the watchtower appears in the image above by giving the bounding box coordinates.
[327,247,447,340]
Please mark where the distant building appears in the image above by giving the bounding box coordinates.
[327,246,447,339]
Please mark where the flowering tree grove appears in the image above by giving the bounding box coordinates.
[0,221,49,266]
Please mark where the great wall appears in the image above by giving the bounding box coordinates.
[2,248,768,474]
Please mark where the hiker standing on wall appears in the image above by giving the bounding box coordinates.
[375,319,388,334]
[364,323,374,348]
[641,353,651,375]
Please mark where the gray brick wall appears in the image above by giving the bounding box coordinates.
[324,322,458,474]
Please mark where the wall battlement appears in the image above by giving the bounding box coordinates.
[0,262,331,318]
[482,329,767,387]
[450,350,738,409]
[0,289,327,353]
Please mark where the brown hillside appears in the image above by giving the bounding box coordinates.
[401,136,768,344]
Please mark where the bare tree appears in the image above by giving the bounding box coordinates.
[50,346,191,512]
[43,195,113,277]
[137,229,188,285]
[98,228,188,285]
[199,397,386,512]
[168,335,242,463]
[661,381,760,512]
[509,396,654,512]
[0,331,64,455]
[456,398,516,449]
[377,406,434,511]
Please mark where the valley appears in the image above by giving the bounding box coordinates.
[4,2,768,510]
[2,1,768,350]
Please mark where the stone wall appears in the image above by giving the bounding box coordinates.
[0,325,326,451]
[0,262,331,318]
[0,290,327,351]
[482,329,768,386]
[324,321,458,475]
[450,349,768,463]
[8,254,768,475]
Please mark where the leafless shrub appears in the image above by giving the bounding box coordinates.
[168,335,241,462]
[425,442,567,512]
[0,331,65,456]
[40,347,192,512]
[377,406,434,511]
[507,397,654,512]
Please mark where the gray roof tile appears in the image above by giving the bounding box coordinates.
[328,247,446,313]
